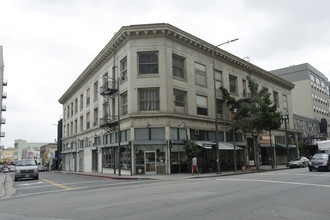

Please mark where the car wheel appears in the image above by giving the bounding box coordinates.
[309,167,313,172]
[15,177,18,181]
[34,175,39,180]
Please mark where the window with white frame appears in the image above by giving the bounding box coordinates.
[172,55,184,79]
[138,52,158,74]
[196,94,208,116]
[139,88,159,111]
[173,89,186,113]
[195,62,206,86]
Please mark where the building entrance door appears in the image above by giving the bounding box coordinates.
[144,151,156,175]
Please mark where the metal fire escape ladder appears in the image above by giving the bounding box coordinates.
[100,78,118,132]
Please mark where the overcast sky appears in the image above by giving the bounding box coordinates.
[1,0,330,148]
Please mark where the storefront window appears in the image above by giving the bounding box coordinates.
[103,148,115,168]
[135,145,166,174]
[170,145,188,173]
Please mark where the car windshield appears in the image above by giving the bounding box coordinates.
[312,154,328,160]
[292,157,301,161]
[16,160,36,166]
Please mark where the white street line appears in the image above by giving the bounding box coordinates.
[11,181,142,198]
[216,178,330,188]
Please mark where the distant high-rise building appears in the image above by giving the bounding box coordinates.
[271,63,329,154]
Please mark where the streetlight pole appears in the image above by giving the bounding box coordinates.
[213,38,238,173]
[282,113,289,165]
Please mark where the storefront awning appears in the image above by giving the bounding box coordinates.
[195,141,242,150]
[219,142,242,150]
[260,143,296,148]
[276,144,296,148]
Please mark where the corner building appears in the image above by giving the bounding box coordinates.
[59,23,294,175]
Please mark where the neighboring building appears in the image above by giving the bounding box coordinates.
[0,147,14,164]
[271,63,329,155]
[14,139,48,161]
[21,146,40,162]
[0,46,7,140]
[59,23,294,175]
[55,118,63,170]
[40,143,57,166]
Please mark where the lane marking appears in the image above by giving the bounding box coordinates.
[15,180,111,190]
[10,181,143,199]
[40,178,72,190]
[216,178,330,188]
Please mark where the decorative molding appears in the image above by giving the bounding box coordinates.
[59,23,294,103]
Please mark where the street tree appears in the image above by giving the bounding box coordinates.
[221,76,281,169]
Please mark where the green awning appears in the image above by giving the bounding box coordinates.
[276,144,296,148]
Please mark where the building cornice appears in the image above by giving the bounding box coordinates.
[59,23,294,103]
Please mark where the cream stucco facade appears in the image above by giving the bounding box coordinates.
[59,24,294,175]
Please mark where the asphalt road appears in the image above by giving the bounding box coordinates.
[0,168,330,220]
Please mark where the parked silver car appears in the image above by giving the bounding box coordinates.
[288,156,310,168]
[15,159,39,181]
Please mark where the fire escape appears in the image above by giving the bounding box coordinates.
[100,77,119,132]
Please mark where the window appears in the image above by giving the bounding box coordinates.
[71,103,73,116]
[138,52,158,74]
[93,81,98,102]
[316,77,320,85]
[216,99,223,115]
[135,128,165,140]
[86,88,90,106]
[173,89,186,113]
[242,79,247,97]
[121,57,127,81]
[196,95,208,116]
[121,92,128,115]
[139,88,160,111]
[74,119,77,134]
[282,94,288,110]
[195,62,206,86]
[80,94,83,110]
[273,91,279,107]
[93,108,98,126]
[86,112,90,129]
[215,70,222,90]
[172,55,184,79]
[70,122,73,135]
[80,116,83,131]
[170,128,187,140]
[67,105,70,119]
[229,75,237,94]
[310,74,315,81]
[75,99,78,114]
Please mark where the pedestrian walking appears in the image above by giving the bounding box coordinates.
[192,157,200,175]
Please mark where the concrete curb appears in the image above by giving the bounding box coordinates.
[56,166,289,181]
[0,173,7,198]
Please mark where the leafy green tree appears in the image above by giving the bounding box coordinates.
[221,76,281,169]
[183,139,200,171]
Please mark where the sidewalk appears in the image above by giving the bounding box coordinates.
[57,165,288,181]
[0,173,7,198]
